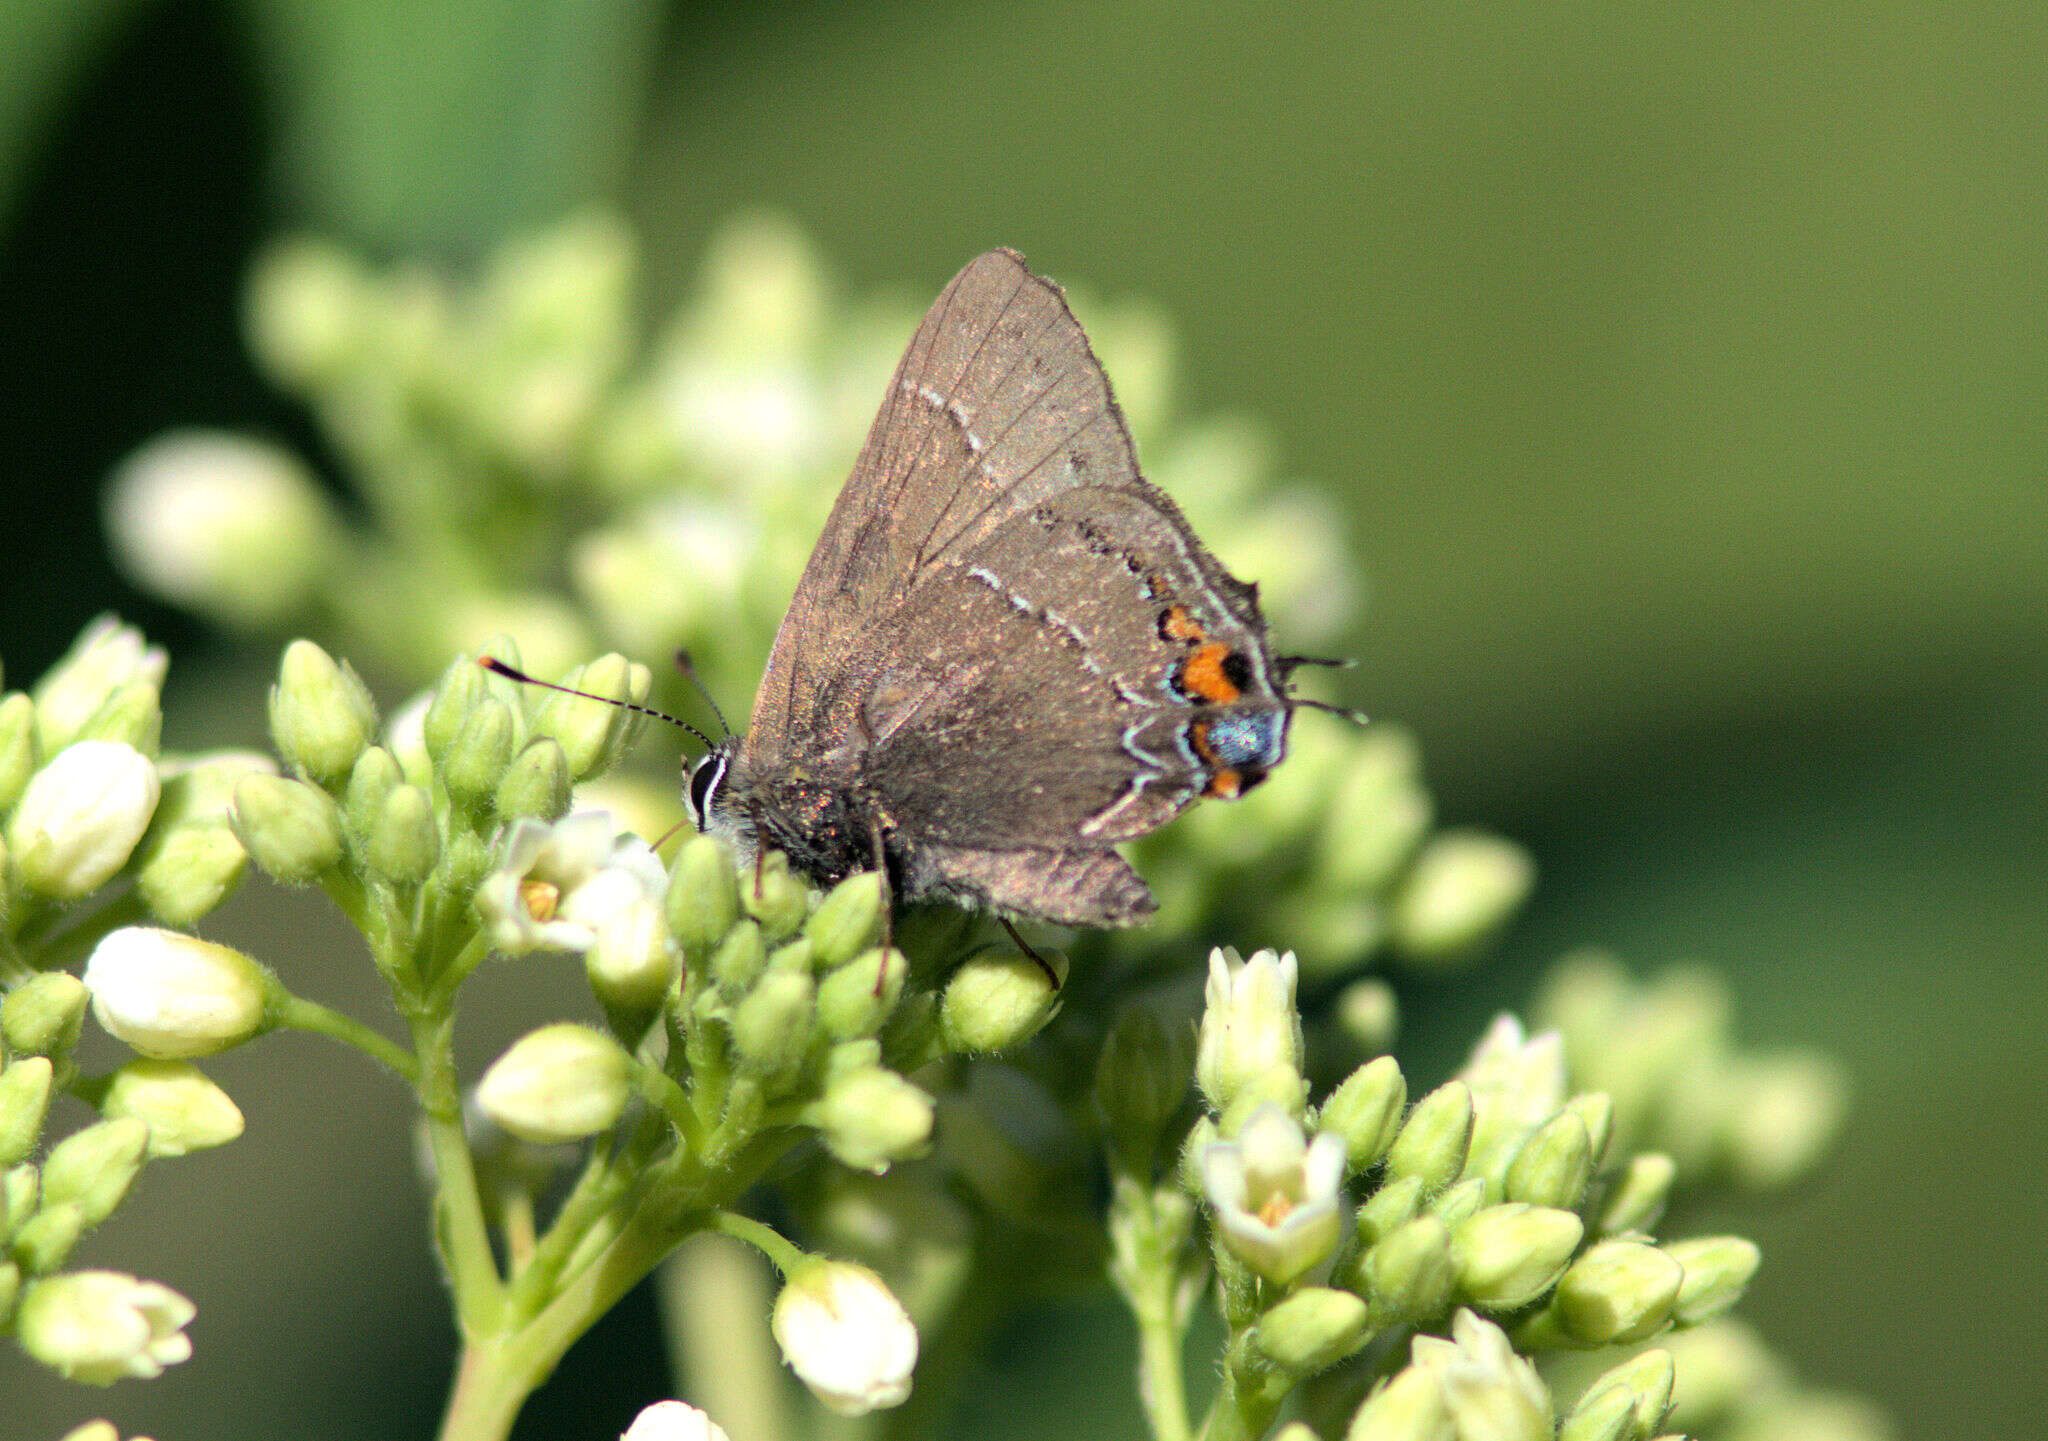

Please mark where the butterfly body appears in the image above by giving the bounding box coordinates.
[688,250,1296,928]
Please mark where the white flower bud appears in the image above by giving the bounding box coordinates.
[475,1023,632,1143]
[621,1399,732,1441]
[82,927,270,1058]
[105,431,334,628]
[1196,947,1303,1112]
[100,1058,246,1157]
[770,1259,918,1416]
[16,1270,195,1383]
[8,741,160,899]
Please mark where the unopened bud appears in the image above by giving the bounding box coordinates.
[269,640,376,786]
[8,740,160,899]
[495,737,570,822]
[805,871,884,968]
[232,773,344,881]
[366,783,440,884]
[1385,1080,1473,1193]
[2,972,89,1057]
[475,1023,633,1143]
[43,1116,151,1227]
[99,1058,245,1157]
[1320,1055,1406,1171]
[667,833,739,954]
[816,947,907,1040]
[939,946,1064,1054]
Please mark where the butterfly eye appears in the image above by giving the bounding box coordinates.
[687,750,729,827]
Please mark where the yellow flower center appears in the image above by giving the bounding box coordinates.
[520,878,561,922]
[1257,1192,1297,1228]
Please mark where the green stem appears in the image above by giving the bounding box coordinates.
[708,1209,807,1277]
[1135,1290,1195,1441]
[410,1008,505,1330]
[275,995,418,1081]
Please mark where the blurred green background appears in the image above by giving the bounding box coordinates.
[2,1,2041,1437]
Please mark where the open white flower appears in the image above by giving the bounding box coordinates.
[474,810,667,953]
[620,1400,732,1441]
[1409,1308,1552,1441]
[15,1271,195,1384]
[771,1259,918,1416]
[1202,1103,1348,1285]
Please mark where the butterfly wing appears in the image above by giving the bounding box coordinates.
[739,250,1289,913]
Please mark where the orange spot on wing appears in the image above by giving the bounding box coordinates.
[1205,768,1243,799]
[1179,644,1243,705]
[1160,605,1207,644]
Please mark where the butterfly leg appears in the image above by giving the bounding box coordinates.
[998,915,1061,989]
[868,812,895,996]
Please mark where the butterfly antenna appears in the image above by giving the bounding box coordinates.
[1295,695,1370,726]
[1277,653,1357,673]
[478,657,718,753]
[672,650,736,740]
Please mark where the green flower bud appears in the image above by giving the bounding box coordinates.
[1386,1080,1473,1193]
[1390,829,1534,967]
[341,746,403,845]
[1452,1203,1583,1309]
[1361,1213,1454,1325]
[8,740,160,900]
[441,696,517,811]
[768,936,815,974]
[13,1202,86,1274]
[424,653,493,761]
[708,919,768,996]
[1426,1175,1487,1229]
[803,1063,933,1173]
[1321,1054,1406,1171]
[98,1058,246,1157]
[1726,1051,1848,1189]
[246,235,365,389]
[533,653,649,779]
[1665,1236,1761,1325]
[667,833,739,954]
[1577,1347,1674,1438]
[939,946,1065,1054]
[738,849,808,940]
[805,871,885,968]
[1196,947,1303,1112]
[73,678,161,753]
[365,783,440,884]
[1459,1016,1567,1194]
[1270,1426,1319,1441]
[2,972,89,1057]
[1557,1378,1636,1441]
[269,640,376,786]
[1597,1153,1676,1236]
[32,617,166,755]
[1552,1238,1684,1345]
[475,1023,633,1144]
[1253,1285,1370,1375]
[57,1421,116,1441]
[731,967,815,1081]
[0,1056,55,1165]
[15,1270,195,1382]
[44,1116,150,1227]
[1345,1361,1447,1441]
[1318,728,1434,892]
[492,736,568,823]
[1357,1173,1426,1247]
[4,1164,38,1235]
[136,821,248,925]
[1093,1005,1195,1172]
[82,927,274,1058]
[0,1259,15,1324]
[1564,1091,1615,1167]
[1336,977,1399,1055]
[1504,1110,1593,1209]
[0,691,38,812]
[1177,1113,1219,1197]
[816,947,907,1041]
[232,772,345,881]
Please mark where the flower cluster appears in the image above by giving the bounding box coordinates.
[1086,947,1865,1441]
[0,619,263,1396]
